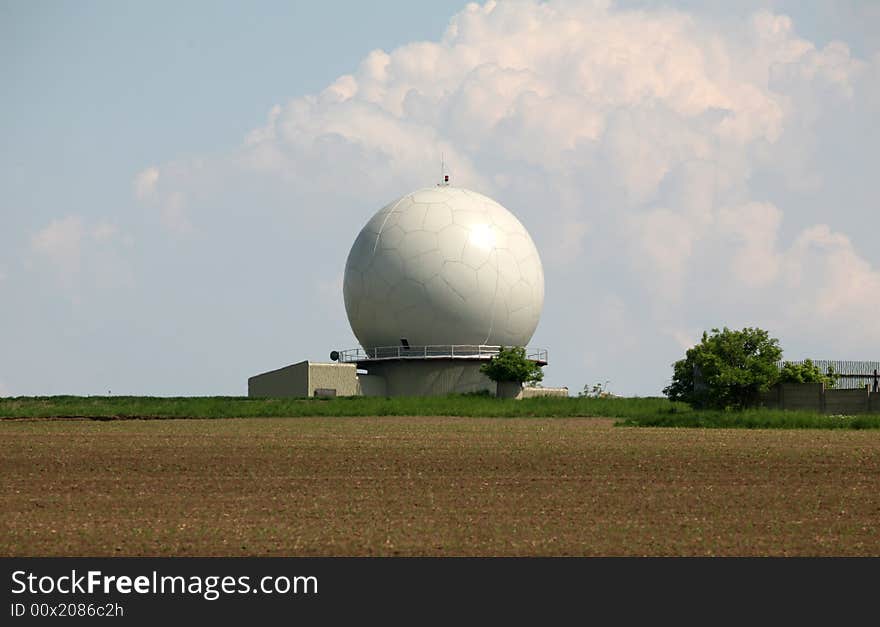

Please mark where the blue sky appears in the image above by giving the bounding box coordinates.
[2,1,879,396]
[2,1,463,227]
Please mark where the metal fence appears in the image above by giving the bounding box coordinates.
[779,360,880,391]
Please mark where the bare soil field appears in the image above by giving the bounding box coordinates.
[2,416,879,556]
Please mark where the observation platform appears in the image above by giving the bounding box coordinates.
[335,345,548,366]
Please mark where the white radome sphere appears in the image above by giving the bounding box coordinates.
[343,186,544,349]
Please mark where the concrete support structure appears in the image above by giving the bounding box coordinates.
[354,359,569,398]
[356,358,494,397]
[496,381,523,399]
[357,374,387,397]
[248,361,359,398]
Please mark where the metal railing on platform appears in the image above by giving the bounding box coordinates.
[336,345,548,364]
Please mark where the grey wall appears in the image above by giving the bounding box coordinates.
[780,383,825,411]
[825,388,870,415]
[760,383,877,414]
[758,386,780,409]
[248,361,309,398]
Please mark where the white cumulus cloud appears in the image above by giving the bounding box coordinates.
[31,216,133,294]
[133,165,192,235]
[31,216,85,283]
[133,166,160,200]
[137,0,880,391]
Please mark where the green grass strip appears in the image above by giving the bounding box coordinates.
[1,395,878,428]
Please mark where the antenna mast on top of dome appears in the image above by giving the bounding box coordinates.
[438,153,449,186]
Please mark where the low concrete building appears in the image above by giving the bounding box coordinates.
[248,361,359,398]
[249,347,561,399]
[496,382,570,399]
[522,386,569,399]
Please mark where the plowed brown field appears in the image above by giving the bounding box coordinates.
[3,417,879,555]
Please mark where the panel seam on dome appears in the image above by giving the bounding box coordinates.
[482,249,501,345]
[372,195,410,256]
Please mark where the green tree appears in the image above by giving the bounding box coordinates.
[663,327,782,410]
[480,346,544,385]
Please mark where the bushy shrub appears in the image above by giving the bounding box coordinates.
[480,346,544,385]
[778,359,838,388]
[578,381,616,398]
[663,327,782,410]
